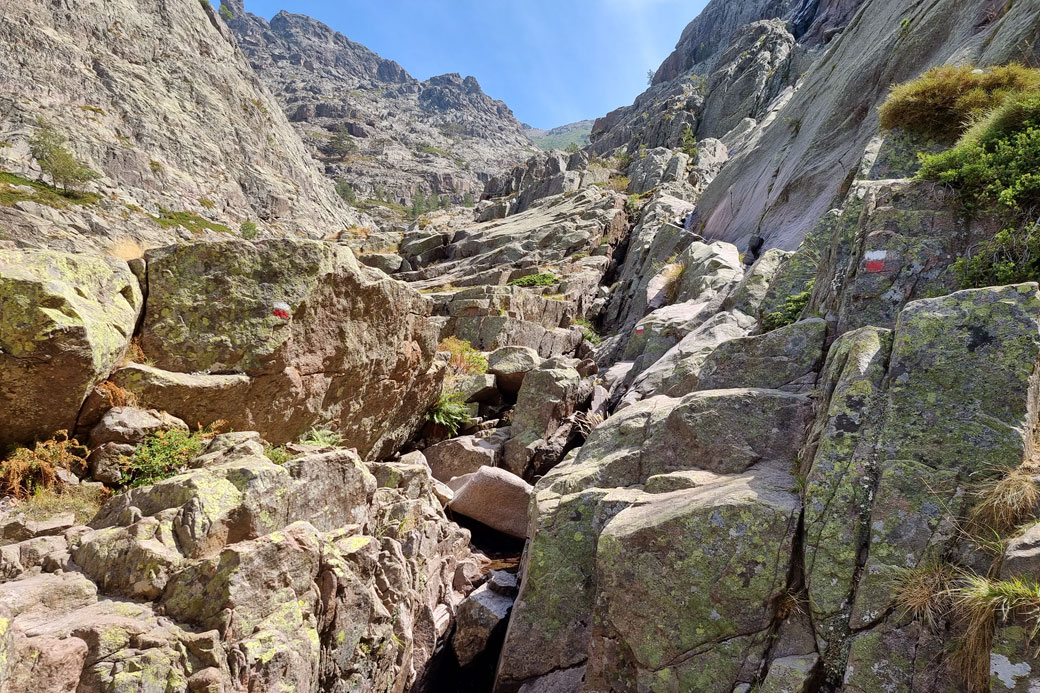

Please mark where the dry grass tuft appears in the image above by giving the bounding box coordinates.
[662,256,691,303]
[108,237,145,261]
[890,559,958,629]
[879,63,1040,139]
[119,336,150,366]
[969,467,1039,535]
[15,484,109,525]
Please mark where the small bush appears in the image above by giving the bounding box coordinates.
[121,424,222,488]
[299,428,344,447]
[762,280,814,332]
[263,444,293,465]
[608,176,630,193]
[438,337,487,375]
[218,2,233,20]
[335,178,356,205]
[879,63,1040,139]
[426,392,469,437]
[681,125,698,158]
[240,221,258,239]
[508,272,558,287]
[1,432,87,499]
[614,152,633,171]
[573,317,602,345]
[149,159,163,174]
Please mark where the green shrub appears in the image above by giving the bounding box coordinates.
[219,2,233,20]
[573,317,602,345]
[878,63,1040,139]
[508,272,558,287]
[463,192,476,207]
[121,426,218,488]
[762,280,814,332]
[336,178,357,205]
[263,444,293,465]
[239,221,258,239]
[439,337,487,375]
[426,392,469,437]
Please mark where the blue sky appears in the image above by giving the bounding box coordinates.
[234,0,708,129]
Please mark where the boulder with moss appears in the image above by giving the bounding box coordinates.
[0,248,142,448]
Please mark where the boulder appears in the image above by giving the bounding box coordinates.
[502,366,583,475]
[487,345,543,395]
[695,317,827,393]
[452,572,517,667]
[89,407,188,448]
[0,248,142,447]
[422,429,509,483]
[1002,522,1040,579]
[449,467,532,539]
[86,443,135,485]
[117,239,443,456]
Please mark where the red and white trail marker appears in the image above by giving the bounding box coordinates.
[272,301,292,320]
[864,250,888,274]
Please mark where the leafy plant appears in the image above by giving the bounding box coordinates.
[508,272,558,287]
[263,444,293,465]
[762,280,814,332]
[573,317,602,345]
[299,428,345,447]
[1,432,87,499]
[121,424,222,488]
[28,118,100,191]
[240,221,258,239]
[426,392,469,437]
[438,337,488,375]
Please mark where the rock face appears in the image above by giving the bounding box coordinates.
[0,0,367,253]
[0,249,142,447]
[227,4,534,214]
[0,436,481,693]
[118,239,443,456]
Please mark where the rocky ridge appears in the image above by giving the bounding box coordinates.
[225,1,535,220]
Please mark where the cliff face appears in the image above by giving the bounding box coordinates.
[0,0,367,252]
[226,2,536,215]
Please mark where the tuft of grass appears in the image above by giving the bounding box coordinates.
[1,432,87,499]
[438,337,488,375]
[426,392,469,437]
[969,467,1039,534]
[662,256,691,303]
[508,272,558,288]
[879,63,1040,140]
[15,484,108,525]
[950,575,1040,689]
[890,559,958,629]
[198,197,215,209]
[108,237,144,261]
[608,176,630,193]
[299,428,344,447]
[121,423,223,488]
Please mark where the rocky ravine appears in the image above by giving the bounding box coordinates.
[4,0,1040,692]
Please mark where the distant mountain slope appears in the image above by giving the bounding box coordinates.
[524,120,595,151]
[0,0,367,252]
[224,1,536,222]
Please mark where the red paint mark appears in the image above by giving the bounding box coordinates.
[636,326,645,335]
[272,309,291,319]
[865,260,885,273]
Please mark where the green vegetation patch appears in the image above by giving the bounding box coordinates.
[762,280,814,332]
[508,272,559,287]
[121,427,217,488]
[0,170,100,208]
[149,208,231,235]
[426,392,469,437]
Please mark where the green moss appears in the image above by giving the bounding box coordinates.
[762,280,814,332]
